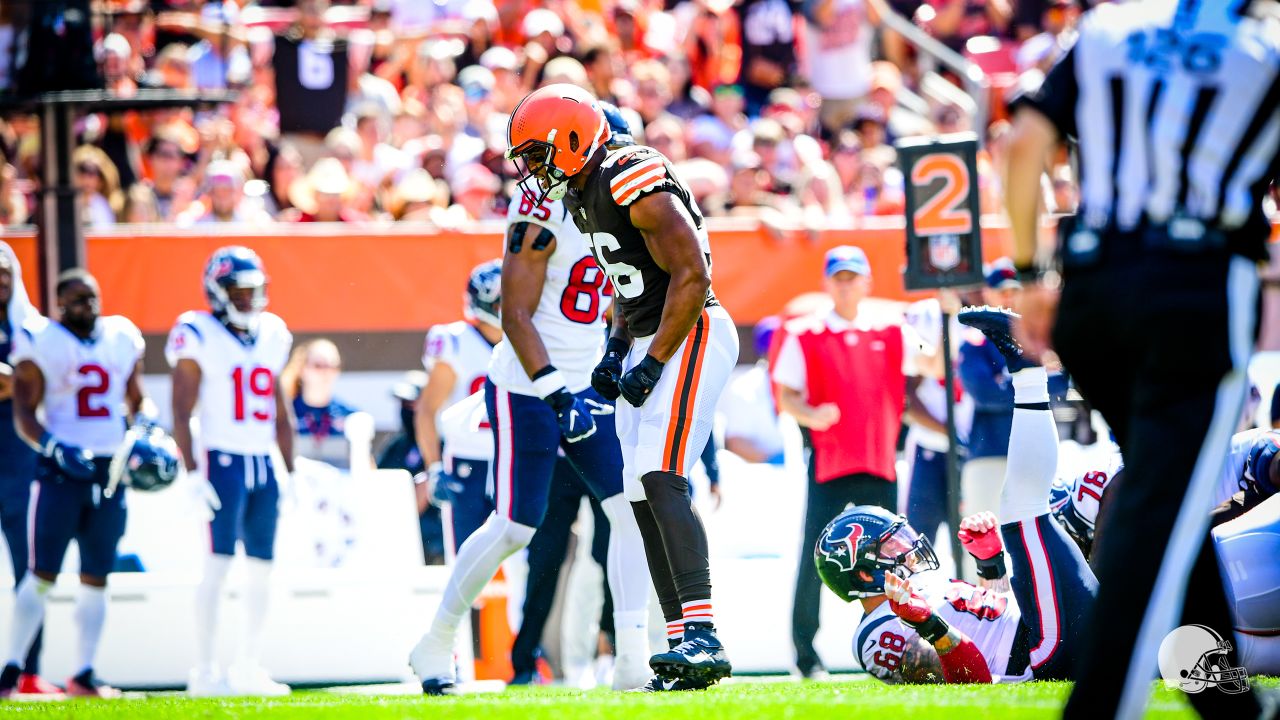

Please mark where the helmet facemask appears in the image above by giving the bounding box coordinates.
[217,270,268,333]
[507,140,570,205]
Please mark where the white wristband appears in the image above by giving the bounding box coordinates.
[532,369,568,400]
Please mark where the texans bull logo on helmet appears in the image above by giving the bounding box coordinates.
[818,519,865,573]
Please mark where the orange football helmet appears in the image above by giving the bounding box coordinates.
[506,84,609,203]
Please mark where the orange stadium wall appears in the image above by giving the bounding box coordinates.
[2,219,1018,334]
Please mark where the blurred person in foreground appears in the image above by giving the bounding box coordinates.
[0,245,57,697]
[283,339,361,467]
[774,246,928,678]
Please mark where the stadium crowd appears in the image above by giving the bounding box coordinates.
[0,0,1095,232]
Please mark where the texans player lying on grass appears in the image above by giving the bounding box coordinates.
[815,307,1099,684]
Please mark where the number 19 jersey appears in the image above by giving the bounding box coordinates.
[165,311,293,456]
[488,194,611,396]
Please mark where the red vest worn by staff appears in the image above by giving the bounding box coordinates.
[792,315,906,483]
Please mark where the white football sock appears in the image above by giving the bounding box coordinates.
[425,515,535,647]
[8,575,51,667]
[600,494,651,660]
[1001,367,1059,524]
[243,558,272,665]
[194,554,233,674]
[74,584,107,675]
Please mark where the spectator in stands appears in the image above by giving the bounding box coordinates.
[773,246,921,678]
[352,106,410,191]
[581,43,622,104]
[0,164,28,226]
[262,144,303,219]
[153,43,195,91]
[345,29,402,119]
[456,2,499,73]
[274,0,349,166]
[689,85,746,165]
[391,169,442,222]
[801,0,879,137]
[185,2,250,90]
[122,184,160,224]
[442,163,502,224]
[183,159,271,226]
[682,0,742,95]
[630,59,679,128]
[919,0,1013,54]
[721,317,786,465]
[73,145,123,229]
[284,338,361,466]
[291,157,360,223]
[737,0,799,116]
[480,46,523,114]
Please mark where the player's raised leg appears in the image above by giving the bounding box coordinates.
[959,307,1097,680]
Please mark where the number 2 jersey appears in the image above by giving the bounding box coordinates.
[563,145,719,339]
[855,570,1027,683]
[488,195,611,395]
[165,310,293,456]
[11,317,144,456]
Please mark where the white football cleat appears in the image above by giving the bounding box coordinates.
[612,654,650,691]
[186,667,233,697]
[226,663,290,697]
[409,634,457,695]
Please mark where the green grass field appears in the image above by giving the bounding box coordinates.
[3,677,1268,720]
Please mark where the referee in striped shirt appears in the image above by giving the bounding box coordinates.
[1005,1,1278,718]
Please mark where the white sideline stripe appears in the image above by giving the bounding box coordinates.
[1022,519,1062,668]
[1116,256,1259,720]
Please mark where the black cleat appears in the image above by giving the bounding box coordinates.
[0,663,20,699]
[957,305,1037,372]
[648,623,732,685]
[421,677,455,696]
[630,674,713,692]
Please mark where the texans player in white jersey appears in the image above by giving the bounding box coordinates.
[413,261,503,542]
[817,308,1099,685]
[411,106,652,693]
[1052,429,1280,677]
[0,270,149,699]
[167,247,295,697]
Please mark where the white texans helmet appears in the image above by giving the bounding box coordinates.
[1157,624,1249,694]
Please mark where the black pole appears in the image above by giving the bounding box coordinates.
[941,311,964,577]
[39,101,85,311]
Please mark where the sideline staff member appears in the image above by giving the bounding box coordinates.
[1005,1,1279,718]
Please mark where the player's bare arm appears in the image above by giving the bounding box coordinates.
[608,304,633,346]
[11,358,45,448]
[274,379,296,474]
[629,191,711,364]
[777,385,840,432]
[414,362,456,469]
[501,226,556,378]
[125,360,147,421]
[172,359,202,472]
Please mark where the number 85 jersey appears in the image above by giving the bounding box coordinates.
[489,194,611,396]
[165,310,293,455]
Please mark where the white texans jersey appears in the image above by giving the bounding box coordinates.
[165,311,292,456]
[440,390,493,464]
[856,570,1026,684]
[11,317,144,456]
[1217,428,1274,507]
[423,320,495,431]
[488,194,610,396]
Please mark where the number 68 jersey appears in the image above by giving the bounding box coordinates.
[488,194,611,396]
[165,310,293,456]
[856,570,1027,683]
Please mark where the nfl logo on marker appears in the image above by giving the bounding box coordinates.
[928,234,961,272]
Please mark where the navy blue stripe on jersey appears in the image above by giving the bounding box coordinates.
[179,322,203,341]
[855,613,898,671]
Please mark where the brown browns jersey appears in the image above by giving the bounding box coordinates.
[563,145,718,338]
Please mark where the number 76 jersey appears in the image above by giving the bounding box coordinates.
[488,194,611,395]
[165,310,293,455]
